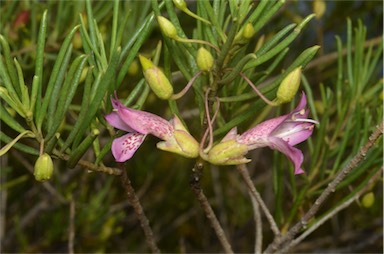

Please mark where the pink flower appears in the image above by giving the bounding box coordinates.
[207,92,317,174]
[105,95,199,162]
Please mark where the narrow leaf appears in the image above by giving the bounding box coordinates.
[0,130,35,156]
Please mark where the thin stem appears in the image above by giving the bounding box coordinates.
[68,198,75,254]
[171,71,203,100]
[175,37,220,53]
[189,161,234,254]
[53,151,122,175]
[201,90,220,154]
[237,164,281,237]
[239,72,279,106]
[181,7,211,25]
[281,167,383,252]
[250,189,262,254]
[265,122,383,253]
[238,164,263,253]
[119,165,160,253]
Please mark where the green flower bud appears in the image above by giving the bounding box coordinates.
[362,192,375,208]
[157,16,178,40]
[173,0,187,10]
[242,23,255,39]
[156,116,199,158]
[196,47,214,72]
[276,67,302,104]
[234,23,255,45]
[34,153,54,181]
[313,0,326,20]
[139,55,174,100]
[207,140,250,165]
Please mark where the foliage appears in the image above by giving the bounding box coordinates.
[0,0,382,252]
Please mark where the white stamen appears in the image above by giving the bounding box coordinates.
[295,118,319,125]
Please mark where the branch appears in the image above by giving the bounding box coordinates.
[54,151,122,175]
[281,167,383,252]
[118,165,160,253]
[237,164,263,253]
[68,198,75,254]
[264,122,383,253]
[189,160,234,254]
[237,164,281,237]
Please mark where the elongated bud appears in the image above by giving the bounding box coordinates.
[234,23,255,45]
[34,153,54,181]
[173,0,187,10]
[196,47,214,72]
[157,16,178,40]
[276,67,302,104]
[207,140,250,165]
[139,55,174,100]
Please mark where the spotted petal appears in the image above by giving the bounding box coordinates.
[117,107,173,140]
[111,132,146,162]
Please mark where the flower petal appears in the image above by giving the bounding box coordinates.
[111,133,146,162]
[238,115,286,145]
[292,91,307,113]
[105,112,134,132]
[267,137,305,174]
[274,122,314,146]
[222,127,238,142]
[117,107,173,140]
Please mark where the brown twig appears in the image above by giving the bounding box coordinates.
[237,164,281,237]
[189,160,234,254]
[68,198,75,254]
[237,164,263,253]
[264,122,383,253]
[54,151,122,175]
[118,165,160,253]
[281,167,383,252]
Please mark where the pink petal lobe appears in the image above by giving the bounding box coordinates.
[267,137,305,175]
[294,92,307,112]
[105,112,134,132]
[275,122,314,146]
[111,133,146,162]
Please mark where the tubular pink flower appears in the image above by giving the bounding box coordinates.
[208,92,317,174]
[105,94,198,162]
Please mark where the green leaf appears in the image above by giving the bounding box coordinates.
[0,131,39,156]
[13,59,30,110]
[46,45,74,131]
[0,86,26,118]
[109,0,119,56]
[36,25,80,131]
[67,130,99,169]
[117,11,156,85]
[0,35,21,98]
[0,130,35,156]
[0,56,19,102]
[34,10,48,118]
[60,67,93,152]
[72,47,120,145]
[245,14,316,70]
[0,103,26,133]
[45,55,88,141]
